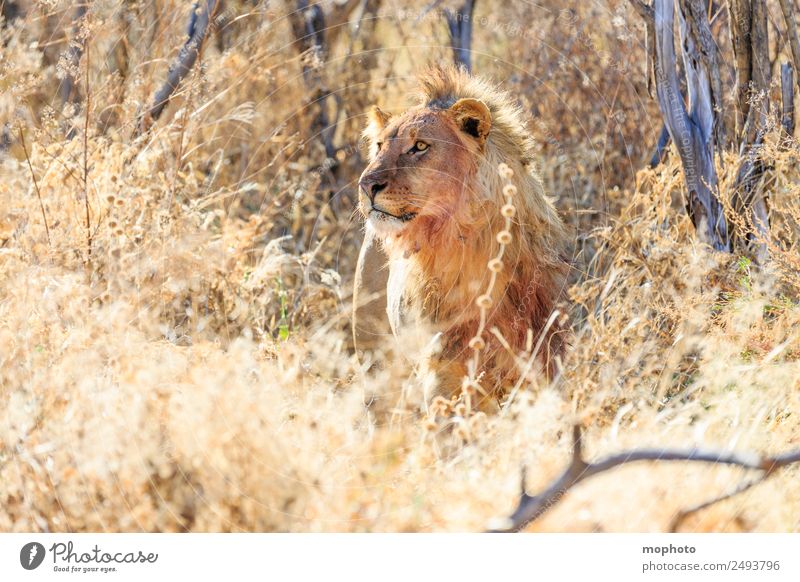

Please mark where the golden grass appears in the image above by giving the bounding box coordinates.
[0,0,798,532]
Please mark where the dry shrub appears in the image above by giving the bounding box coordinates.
[0,0,798,532]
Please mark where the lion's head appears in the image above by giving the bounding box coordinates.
[356,65,569,396]
[358,94,491,247]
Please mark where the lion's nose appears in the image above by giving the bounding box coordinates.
[359,177,388,202]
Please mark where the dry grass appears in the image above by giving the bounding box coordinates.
[1,0,798,532]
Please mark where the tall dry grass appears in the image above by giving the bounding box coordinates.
[0,0,798,532]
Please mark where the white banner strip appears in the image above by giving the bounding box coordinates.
[1,534,797,581]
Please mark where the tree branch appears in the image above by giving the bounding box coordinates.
[489,424,800,532]
[781,62,795,138]
[59,4,88,109]
[778,0,800,94]
[444,0,476,72]
[138,0,220,133]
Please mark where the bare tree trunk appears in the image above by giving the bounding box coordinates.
[728,0,753,140]
[730,0,771,261]
[653,0,730,251]
[679,0,726,151]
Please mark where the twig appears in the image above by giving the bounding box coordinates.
[489,424,800,532]
[649,123,671,166]
[82,29,91,264]
[17,126,51,247]
[668,474,764,532]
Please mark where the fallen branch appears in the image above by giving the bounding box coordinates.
[489,424,800,532]
[137,0,220,133]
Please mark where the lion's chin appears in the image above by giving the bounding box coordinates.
[366,209,416,238]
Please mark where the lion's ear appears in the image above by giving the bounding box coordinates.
[367,105,392,134]
[368,106,392,129]
[449,98,492,144]
[363,106,391,152]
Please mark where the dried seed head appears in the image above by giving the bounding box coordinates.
[454,403,467,417]
[488,258,503,272]
[431,395,449,415]
[502,184,517,197]
[454,423,470,441]
[424,417,438,432]
[476,294,492,309]
[469,412,487,432]
[501,204,516,218]
[468,336,485,350]
[106,194,116,203]
[497,163,514,179]
[496,230,513,244]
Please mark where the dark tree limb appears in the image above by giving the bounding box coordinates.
[59,4,88,108]
[650,123,672,166]
[778,0,800,94]
[653,0,729,251]
[668,473,764,531]
[444,0,476,72]
[290,1,337,171]
[781,63,795,138]
[1,0,21,26]
[137,0,220,133]
[288,0,361,185]
[489,424,800,533]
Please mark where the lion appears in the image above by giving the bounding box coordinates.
[353,65,570,404]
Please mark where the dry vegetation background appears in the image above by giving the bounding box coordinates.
[1,0,799,532]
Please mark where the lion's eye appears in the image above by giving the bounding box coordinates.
[408,141,429,154]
